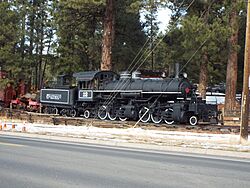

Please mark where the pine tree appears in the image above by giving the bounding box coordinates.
[0,1,20,75]
[55,0,146,73]
[112,0,146,71]
[129,0,167,71]
[142,0,159,70]
[168,0,230,98]
[55,0,105,74]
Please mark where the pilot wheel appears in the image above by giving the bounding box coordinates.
[83,110,90,119]
[189,115,198,126]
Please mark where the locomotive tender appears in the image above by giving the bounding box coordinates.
[40,70,218,125]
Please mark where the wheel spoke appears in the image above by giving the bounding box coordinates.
[139,106,150,123]
[164,108,174,125]
[51,107,58,115]
[98,106,107,120]
[119,117,127,121]
[70,109,77,117]
[43,107,49,114]
[60,109,67,117]
[150,110,162,124]
[108,109,117,121]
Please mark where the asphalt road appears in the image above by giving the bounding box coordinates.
[0,135,249,188]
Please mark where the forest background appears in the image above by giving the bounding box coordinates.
[0,0,248,114]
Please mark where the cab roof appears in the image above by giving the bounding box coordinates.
[73,71,118,81]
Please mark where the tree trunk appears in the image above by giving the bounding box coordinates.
[224,0,239,115]
[29,1,35,56]
[29,0,36,91]
[198,3,210,99]
[35,43,39,90]
[198,52,208,99]
[41,30,53,88]
[20,2,26,64]
[101,0,114,71]
[38,24,44,90]
[37,1,45,90]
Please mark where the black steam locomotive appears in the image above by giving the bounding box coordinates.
[40,70,218,125]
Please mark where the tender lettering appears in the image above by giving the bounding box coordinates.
[46,94,62,100]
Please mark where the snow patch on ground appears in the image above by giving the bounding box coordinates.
[1,120,250,152]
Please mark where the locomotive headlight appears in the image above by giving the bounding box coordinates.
[183,72,188,78]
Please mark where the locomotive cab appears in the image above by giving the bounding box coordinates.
[73,71,119,102]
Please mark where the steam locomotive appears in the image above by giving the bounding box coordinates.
[40,70,218,125]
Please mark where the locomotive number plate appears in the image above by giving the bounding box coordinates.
[79,90,93,101]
